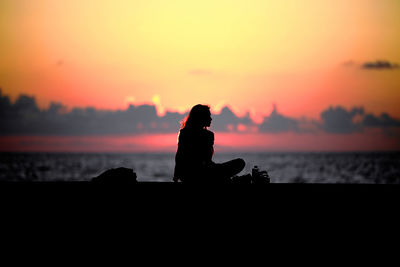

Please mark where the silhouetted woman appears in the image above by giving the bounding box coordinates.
[173,104,245,183]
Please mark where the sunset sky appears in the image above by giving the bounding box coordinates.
[1,0,400,151]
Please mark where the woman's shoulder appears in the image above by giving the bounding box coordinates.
[202,129,214,139]
[179,128,213,137]
[178,128,194,139]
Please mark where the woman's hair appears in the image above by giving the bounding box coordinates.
[181,104,211,129]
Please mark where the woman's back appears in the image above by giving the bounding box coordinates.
[174,127,214,182]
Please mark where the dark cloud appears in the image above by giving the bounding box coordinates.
[319,106,400,136]
[320,106,364,133]
[259,105,298,133]
[0,91,256,135]
[159,110,188,132]
[363,113,400,128]
[361,60,399,70]
[211,106,255,132]
[0,90,188,136]
[0,88,12,115]
[1,90,400,136]
[362,113,400,138]
[297,117,321,133]
[13,94,40,114]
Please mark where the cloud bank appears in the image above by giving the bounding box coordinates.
[1,89,399,136]
[259,104,299,133]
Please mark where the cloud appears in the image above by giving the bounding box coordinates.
[0,89,12,114]
[0,91,257,135]
[320,106,364,133]
[319,106,400,136]
[158,110,188,132]
[362,113,400,138]
[363,113,400,128]
[0,90,188,136]
[361,60,399,70]
[211,106,255,132]
[13,94,41,114]
[1,90,400,136]
[258,104,299,133]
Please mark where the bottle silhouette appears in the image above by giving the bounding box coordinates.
[251,165,271,184]
[252,165,259,180]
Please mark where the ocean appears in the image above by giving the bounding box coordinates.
[1,152,399,183]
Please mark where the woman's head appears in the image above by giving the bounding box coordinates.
[181,104,212,129]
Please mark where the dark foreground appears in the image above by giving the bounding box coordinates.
[2,169,399,208]
[1,180,399,199]
[1,181,399,225]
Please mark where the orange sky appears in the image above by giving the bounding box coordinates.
[1,0,400,123]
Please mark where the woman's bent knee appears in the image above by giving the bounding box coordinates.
[236,158,245,165]
[235,158,245,171]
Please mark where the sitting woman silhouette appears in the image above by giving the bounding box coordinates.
[173,104,245,183]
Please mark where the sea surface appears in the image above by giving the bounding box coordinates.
[0,152,399,183]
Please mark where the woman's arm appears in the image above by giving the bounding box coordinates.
[205,130,214,162]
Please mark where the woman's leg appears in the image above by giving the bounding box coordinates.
[210,158,245,180]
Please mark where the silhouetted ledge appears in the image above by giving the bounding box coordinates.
[1,181,400,190]
[90,167,271,184]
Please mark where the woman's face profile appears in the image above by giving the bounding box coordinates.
[184,104,212,129]
[204,111,212,127]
